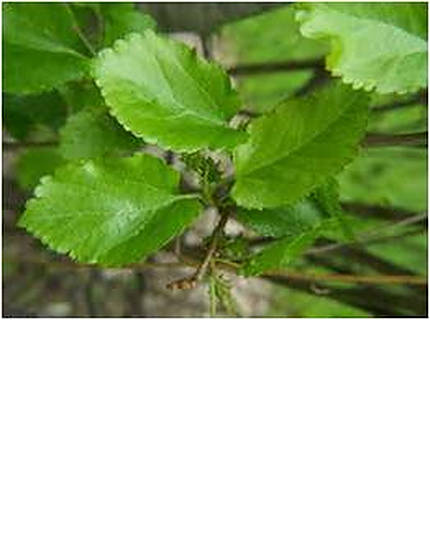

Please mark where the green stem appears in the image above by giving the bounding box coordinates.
[64,3,96,57]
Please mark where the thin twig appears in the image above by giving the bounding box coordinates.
[3,141,58,150]
[64,2,96,56]
[306,212,428,256]
[200,33,212,60]
[4,132,428,153]
[341,201,425,222]
[295,66,329,97]
[166,209,230,290]
[372,91,427,112]
[239,91,427,120]
[265,270,427,286]
[228,58,324,76]
[194,211,230,282]
[364,132,427,148]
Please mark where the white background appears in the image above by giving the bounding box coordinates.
[1,321,429,559]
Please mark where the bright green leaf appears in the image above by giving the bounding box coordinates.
[19,154,202,265]
[232,82,370,209]
[93,30,247,151]
[100,3,156,47]
[59,107,141,160]
[296,2,428,94]
[3,3,90,93]
[16,147,65,191]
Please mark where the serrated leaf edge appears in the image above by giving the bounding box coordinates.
[295,5,427,95]
[233,84,370,209]
[19,155,203,265]
[92,31,247,152]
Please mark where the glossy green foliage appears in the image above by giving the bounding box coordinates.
[100,3,156,47]
[19,154,202,265]
[93,31,247,151]
[3,3,90,93]
[59,107,141,160]
[232,82,370,208]
[16,147,65,190]
[296,2,428,94]
[6,2,427,315]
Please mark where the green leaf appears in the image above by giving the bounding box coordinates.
[296,2,428,94]
[310,179,342,219]
[100,3,156,47]
[310,179,355,241]
[3,3,90,93]
[93,30,247,151]
[16,147,66,191]
[242,230,319,277]
[232,81,370,209]
[59,81,104,114]
[59,107,141,160]
[3,92,68,140]
[19,154,202,265]
[236,199,324,238]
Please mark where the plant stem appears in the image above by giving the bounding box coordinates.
[3,141,58,149]
[266,270,427,286]
[364,132,427,148]
[165,209,230,290]
[372,91,427,112]
[194,210,230,282]
[306,212,428,256]
[64,2,96,56]
[228,58,324,76]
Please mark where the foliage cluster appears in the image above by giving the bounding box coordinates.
[3,2,428,316]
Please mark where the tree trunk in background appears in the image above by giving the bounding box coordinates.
[139,2,284,33]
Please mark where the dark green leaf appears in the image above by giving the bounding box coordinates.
[232,82,370,209]
[242,230,319,276]
[3,91,68,140]
[100,3,156,47]
[3,3,90,93]
[16,147,65,191]
[59,107,141,159]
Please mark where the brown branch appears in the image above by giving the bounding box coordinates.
[364,132,427,148]
[3,140,58,150]
[372,90,427,112]
[265,274,426,317]
[228,58,325,76]
[295,67,329,97]
[63,2,96,57]
[306,212,428,256]
[265,270,427,286]
[166,209,230,290]
[341,202,426,222]
[4,133,427,155]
